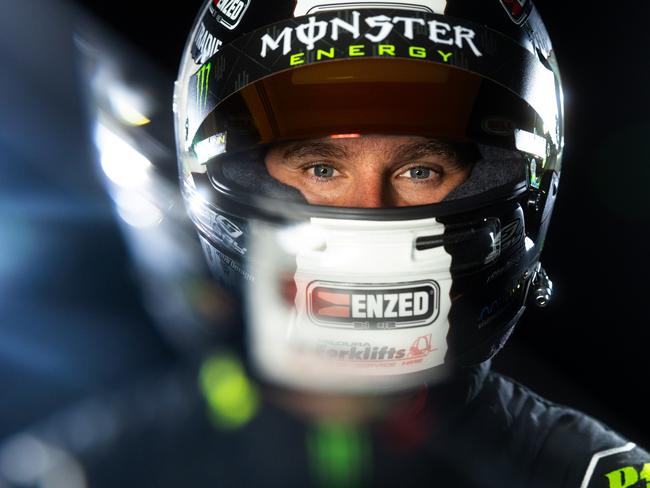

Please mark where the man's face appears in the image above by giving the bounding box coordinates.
[265,135,473,207]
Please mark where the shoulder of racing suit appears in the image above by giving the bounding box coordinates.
[447,370,650,488]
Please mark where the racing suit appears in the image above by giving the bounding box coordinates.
[1,360,646,488]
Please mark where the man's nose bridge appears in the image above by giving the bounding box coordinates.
[350,171,393,208]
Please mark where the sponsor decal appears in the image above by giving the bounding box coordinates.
[210,213,247,255]
[210,0,251,30]
[484,218,525,282]
[477,273,526,328]
[603,463,650,488]
[196,62,212,112]
[204,241,254,282]
[313,334,436,366]
[259,11,483,60]
[499,0,532,25]
[484,218,524,264]
[188,9,543,135]
[194,132,227,163]
[307,281,439,329]
[498,219,524,254]
[192,21,223,64]
[402,333,435,365]
[294,0,448,16]
[578,443,641,488]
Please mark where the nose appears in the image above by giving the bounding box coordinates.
[343,174,394,208]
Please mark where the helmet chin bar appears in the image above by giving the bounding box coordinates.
[244,215,456,394]
[529,262,553,308]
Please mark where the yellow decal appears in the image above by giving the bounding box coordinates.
[378,44,395,56]
[317,47,335,60]
[605,463,650,488]
[290,52,305,66]
[286,43,457,67]
[349,44,365,56]
[409,46,427,58]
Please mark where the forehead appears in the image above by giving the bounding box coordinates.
[274,135,457,159]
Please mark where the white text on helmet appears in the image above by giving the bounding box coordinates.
[216,0,247,21]
[259,11,482,58]
[351,291,429,319]
[194,22,223,64]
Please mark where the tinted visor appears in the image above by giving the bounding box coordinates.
[192,58,546,158]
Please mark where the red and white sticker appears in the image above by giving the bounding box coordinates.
[307,281,440,329]
[312,334,436,364]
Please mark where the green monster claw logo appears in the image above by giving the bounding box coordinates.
[196,62,212,112]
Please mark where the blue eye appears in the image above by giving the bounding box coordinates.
[409,167,431,179]
[313,164,335,178]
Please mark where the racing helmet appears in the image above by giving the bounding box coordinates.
[173,0,563,394]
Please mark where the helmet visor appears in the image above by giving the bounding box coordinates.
[191,58,547,162]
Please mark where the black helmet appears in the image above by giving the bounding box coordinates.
[173,0,563,393]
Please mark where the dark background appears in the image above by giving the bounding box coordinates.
[2,0,648,449]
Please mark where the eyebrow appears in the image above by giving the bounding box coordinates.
[393,140,457,162]
[279,138,466,166]
[282,141,350,160]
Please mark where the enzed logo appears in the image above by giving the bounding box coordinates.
[211,0,251,30]
[196,62,211,112]
[307,281,439,329]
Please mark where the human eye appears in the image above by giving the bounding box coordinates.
[304,162,340,181]
[397,165,441,182]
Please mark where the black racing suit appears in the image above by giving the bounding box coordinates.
[1,360,647,488]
